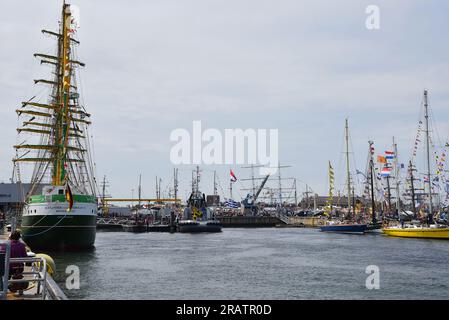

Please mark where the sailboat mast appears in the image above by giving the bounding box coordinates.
[409,161,417,216]
[393,137,401,213]
[138,174,141,208]
[345,119,351,217]
[386,175,392,214]
[174,168,178,201]
[424,90,434,219]
[213,170,217,196]
[369,141,376,223]
[294,178,298,207]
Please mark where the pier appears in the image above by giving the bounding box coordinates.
[276,214,326,228]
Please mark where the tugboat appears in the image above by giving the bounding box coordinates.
[177,167,222,233]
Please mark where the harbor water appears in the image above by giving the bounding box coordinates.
[50,228,449,300]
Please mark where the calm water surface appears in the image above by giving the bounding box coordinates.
[49,228,449,300]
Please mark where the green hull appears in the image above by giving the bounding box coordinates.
[21,215,96,250]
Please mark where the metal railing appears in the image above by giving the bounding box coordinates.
[278,213,290,224]
[8,256,48,300]
[97,217,133,225]
[0,240,49,300]
[0,241,11,300]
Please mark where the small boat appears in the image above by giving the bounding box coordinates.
[122,222,147,233]
[320,223,367,234]
[365,221,383,232]
[383,224,449,239]
[177,219,222,233]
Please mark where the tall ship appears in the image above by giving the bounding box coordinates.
[13,2,97,249]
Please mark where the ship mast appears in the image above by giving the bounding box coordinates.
[345,119,351,218]
[408,161,417,216]
[424,90,434,221]
[53,3,73,186]
[13,2,94,196]
[393,137,401,214]
[368,141,376,224]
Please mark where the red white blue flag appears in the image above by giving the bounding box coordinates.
[381,167,391,177]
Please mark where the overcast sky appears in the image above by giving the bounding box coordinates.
[1,0,449,202]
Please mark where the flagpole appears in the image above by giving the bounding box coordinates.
[230,180,233,200]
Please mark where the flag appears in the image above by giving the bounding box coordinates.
[381,168,391,177]
[65,183,73,212]
[385,151,394,159]
[224,199,239,208]
[230,169,237,182]
[377,156,387,163]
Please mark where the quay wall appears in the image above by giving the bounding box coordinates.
[216,216,281,227]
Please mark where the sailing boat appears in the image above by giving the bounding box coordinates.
[383,90,449,239]
[14,2,97,249]
[320,119,368,234]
